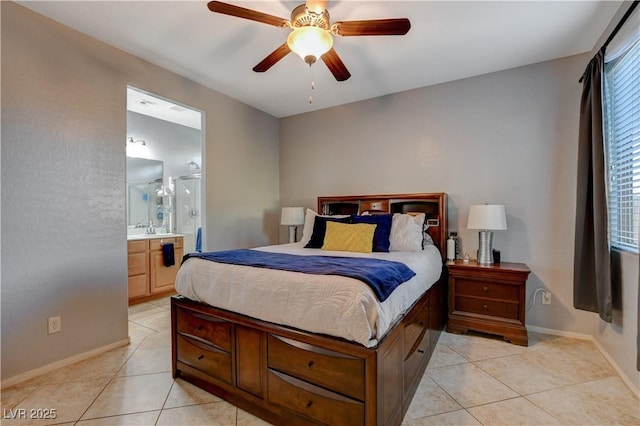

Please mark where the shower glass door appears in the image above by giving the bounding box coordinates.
[174,175,201,254]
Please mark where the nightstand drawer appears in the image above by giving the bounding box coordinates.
[455,279,519,301]
[454,296,519,320]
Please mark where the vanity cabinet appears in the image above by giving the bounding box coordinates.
[128,236,183,303]
[150,237,183,295]
[127,240,149,299]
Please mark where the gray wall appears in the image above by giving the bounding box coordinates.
[280,49,638,390]
[1,2,279,381]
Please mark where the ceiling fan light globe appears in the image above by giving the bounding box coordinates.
[287,26,333,63]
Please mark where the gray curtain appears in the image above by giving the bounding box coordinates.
[573,49,612,323]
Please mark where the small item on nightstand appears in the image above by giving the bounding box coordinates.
[447,234,456,261]
[451,232,460,259]
[463,253,470,263]
[493,249,501,264]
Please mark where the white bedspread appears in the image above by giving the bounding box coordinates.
[175,243,442,347]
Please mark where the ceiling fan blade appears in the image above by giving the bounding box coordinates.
[207,1,289,28]
[333,18,411,36]
[253,43,291,72]
[321,48,351,81]
[306,0,328,14]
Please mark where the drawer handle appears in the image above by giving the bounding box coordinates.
[483,287,488,292]
[197,325,204,331]
[305,400,313,409]
[307,360,314,369]
[418,349,425,354]
[483,304,488,310]
[198,355,205,360]
[419,321,425,327]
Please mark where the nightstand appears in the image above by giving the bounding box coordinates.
[446,260,531,346]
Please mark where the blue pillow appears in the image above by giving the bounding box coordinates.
[351,214,392,252]
[304,216,351,248]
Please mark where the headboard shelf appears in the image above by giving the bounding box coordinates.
[318,193,448,260]
[321,201,359,215]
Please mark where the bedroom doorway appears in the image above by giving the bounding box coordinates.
[126,86,205,307]
[126,86,205,253]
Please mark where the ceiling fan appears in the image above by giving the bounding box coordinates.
[207,0,411,81]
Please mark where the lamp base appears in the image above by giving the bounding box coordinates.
[477,230,494,265]
[288,226,297,244]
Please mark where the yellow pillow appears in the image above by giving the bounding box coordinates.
[322,222,377,253]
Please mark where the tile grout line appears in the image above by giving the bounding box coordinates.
[428,342,564,425]
[73,328,146,424]
[155,377,176,426]
[423,359,471,419]
[72,305,163,424]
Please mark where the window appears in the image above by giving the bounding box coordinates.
[603,38,639,253]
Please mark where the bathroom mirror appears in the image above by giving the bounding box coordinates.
[126,157,164,227]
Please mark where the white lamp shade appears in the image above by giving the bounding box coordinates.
[281,207,305,226]
[467,205,507,230]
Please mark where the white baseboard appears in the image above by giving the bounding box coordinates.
[527,325,593,341]
[528,325,639,397]
[1,338,130,390]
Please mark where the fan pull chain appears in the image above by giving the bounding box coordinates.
[308,64,315,104]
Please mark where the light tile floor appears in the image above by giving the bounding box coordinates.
[2,296,639,425]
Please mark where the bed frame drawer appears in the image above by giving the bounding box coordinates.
[402,293,432,396]
[403,293,431,358]
[267,369,364,425]
[176,307,232,352]
[176,334,232,384]
[455,279,519,301]
[267,334,365,401]
[403,329,431,390]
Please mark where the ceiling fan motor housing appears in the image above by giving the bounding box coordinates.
[290,4,330,29]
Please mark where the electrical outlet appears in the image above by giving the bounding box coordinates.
[542,291,552,305]
[48,316,61,334]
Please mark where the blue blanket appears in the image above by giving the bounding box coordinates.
[183,249,416,302]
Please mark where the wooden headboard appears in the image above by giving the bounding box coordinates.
[317,193,448,260]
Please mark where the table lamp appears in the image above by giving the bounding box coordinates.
[467,204,507,265]
[281,207,305,243]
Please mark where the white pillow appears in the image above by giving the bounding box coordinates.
[300,209,350,246]
[390,213,425,251]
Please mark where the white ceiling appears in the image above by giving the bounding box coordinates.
[19,1,621,118]
[127,86,203,129]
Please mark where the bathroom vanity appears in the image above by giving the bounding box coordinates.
[127,234,183,304]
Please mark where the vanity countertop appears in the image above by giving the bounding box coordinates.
[127,233,184,241]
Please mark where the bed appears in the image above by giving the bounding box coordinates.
[171,193,448,425]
